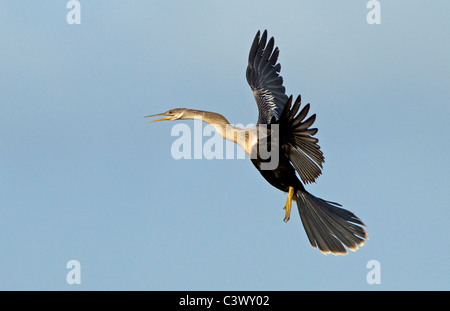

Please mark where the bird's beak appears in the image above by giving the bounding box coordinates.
[145,112,176,123]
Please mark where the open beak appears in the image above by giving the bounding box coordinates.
[145,112,176,123]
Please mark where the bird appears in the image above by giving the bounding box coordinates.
[146,30,367,255]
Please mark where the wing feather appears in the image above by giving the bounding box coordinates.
[246,30,289,124]
[278,95,325,184]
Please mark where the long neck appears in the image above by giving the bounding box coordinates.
[185,109,233,140]
[185,109,257,155]
[189,110,230,129]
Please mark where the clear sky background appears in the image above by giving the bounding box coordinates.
[1,1,449,290]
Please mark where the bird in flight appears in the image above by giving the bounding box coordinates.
[146,30,367,255]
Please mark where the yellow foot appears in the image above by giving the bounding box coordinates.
[283,186,295,222]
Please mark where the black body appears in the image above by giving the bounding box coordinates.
[246,31,367,254]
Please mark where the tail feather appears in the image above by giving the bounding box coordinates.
[296,191,367,255]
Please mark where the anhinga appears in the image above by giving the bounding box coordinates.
[146,30,367,255]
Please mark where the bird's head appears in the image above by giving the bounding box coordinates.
[145,108,189,123]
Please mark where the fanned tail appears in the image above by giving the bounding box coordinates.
[295,190,367,255]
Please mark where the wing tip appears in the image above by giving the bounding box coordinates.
[247,30,288,124]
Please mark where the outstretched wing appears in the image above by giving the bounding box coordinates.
[278,95,325,184]
[246,30,289,125]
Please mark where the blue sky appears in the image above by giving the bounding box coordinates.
[1,1,449,290]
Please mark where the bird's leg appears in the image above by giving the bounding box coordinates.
[283,186,295,222]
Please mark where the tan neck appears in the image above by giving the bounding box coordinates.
[185,109,260,156]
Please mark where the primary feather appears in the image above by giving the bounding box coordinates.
[246,30,289,125]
